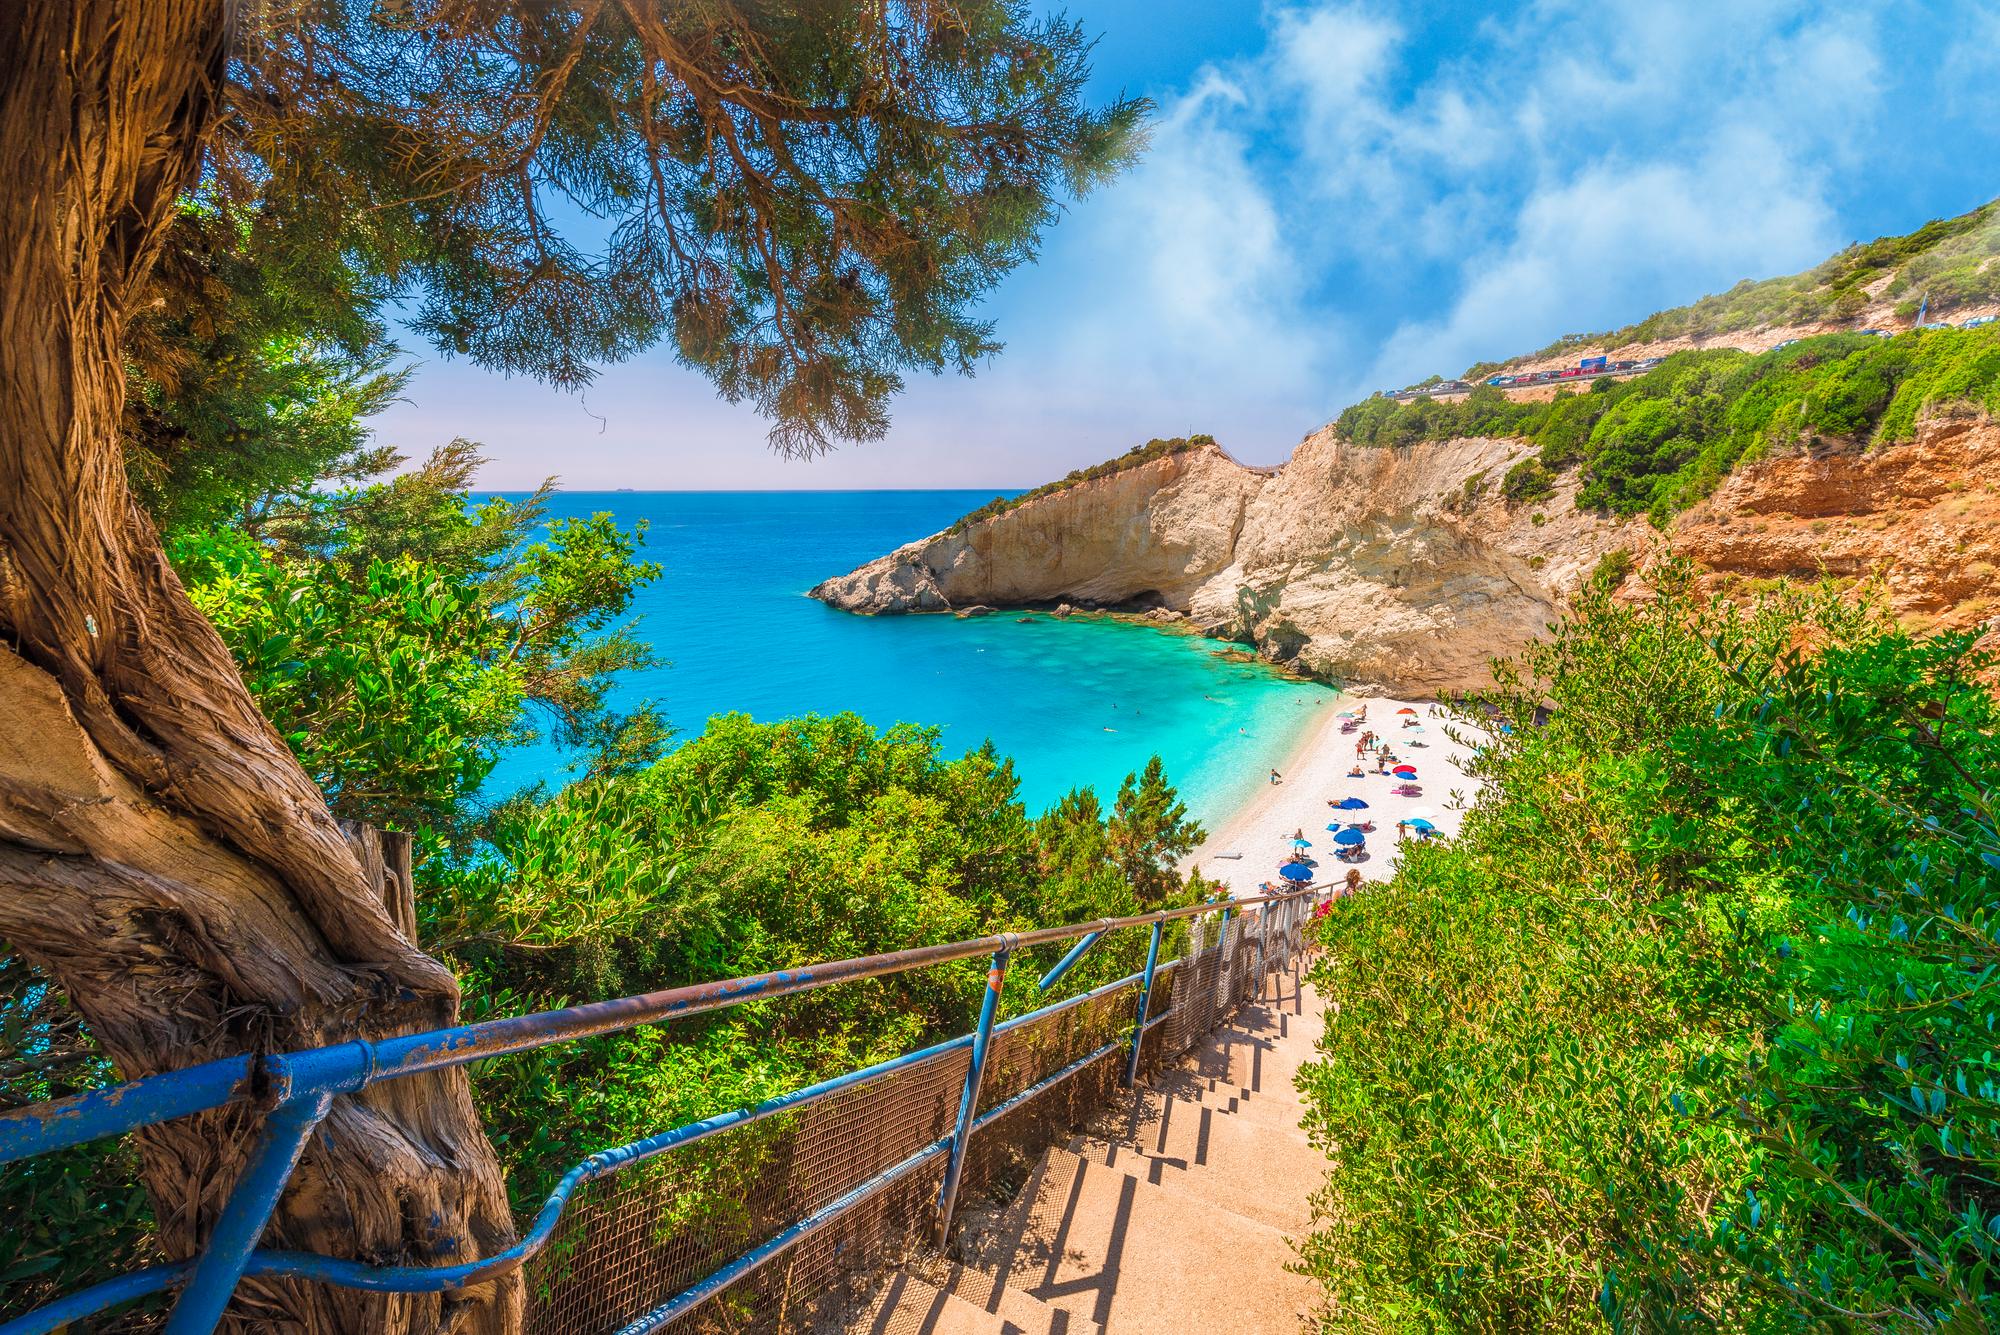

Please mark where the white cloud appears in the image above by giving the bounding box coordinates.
[380,0,1999,488]
[1359,142,1837,393]
[944,0,1926,448]
[958,57,1335,438]
[1203,0,1897,401]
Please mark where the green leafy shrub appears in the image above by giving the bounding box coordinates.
[1298,571,1795,1329]
[425,714,1205,1206]
[170,460,660,831]
[1589,547,1633,591]
[1297,570,2000,1330]
[1502,454,1557,504]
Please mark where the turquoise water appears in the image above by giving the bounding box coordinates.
[483,491,1337,828]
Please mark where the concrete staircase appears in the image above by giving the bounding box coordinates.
[846,977,1327,1335]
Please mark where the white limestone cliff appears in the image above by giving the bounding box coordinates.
[810,436,1641,695]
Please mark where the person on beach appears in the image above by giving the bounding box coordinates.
[1396,820,1409,841]
[1269,767,1281,785]
[1343,868,1363,896]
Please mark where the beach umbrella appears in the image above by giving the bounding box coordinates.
[1292,836,1312,848]
[1332,828,1366,847]
[1396,707,1418,715]
[1407,818,1436,832]
[1278,862,1313,882]
[1334,796,1369,810]
[1392,765,1418,777]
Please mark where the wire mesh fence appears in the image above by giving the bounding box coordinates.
[519,901,1309,1335]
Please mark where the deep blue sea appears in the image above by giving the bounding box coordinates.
[481,491,1337,828]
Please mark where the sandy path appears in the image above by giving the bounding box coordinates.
[1180,694,1485,897]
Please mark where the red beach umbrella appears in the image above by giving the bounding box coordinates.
[1396,707,1418,715]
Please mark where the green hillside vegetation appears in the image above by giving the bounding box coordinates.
[1300,569,2000,1330]
[1337,326,2000,523]
[1468,199,2000,377]
[949,434,1216,532]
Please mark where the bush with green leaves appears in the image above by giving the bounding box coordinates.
[422,714,1204,1206]
[1501,454,1556,504]
[1654,611,2000,1328]
[169,453,660,832]
[1297,568,2000,1331]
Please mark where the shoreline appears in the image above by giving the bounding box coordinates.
[1181,692,1483,897]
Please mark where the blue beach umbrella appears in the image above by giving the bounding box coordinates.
[1292,837,1312,848]
[1333,828,1366,847]
[1278,862,1314,882]
[1407,818,1436,832]
[1334,796,1369,810]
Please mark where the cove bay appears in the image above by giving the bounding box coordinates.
[483,489,1337,826]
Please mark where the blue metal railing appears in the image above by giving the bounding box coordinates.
[0,886,1322,1334]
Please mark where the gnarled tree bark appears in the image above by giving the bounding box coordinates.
[0,3,520,1329]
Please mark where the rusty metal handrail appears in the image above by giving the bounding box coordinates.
[0,885,1324,1335]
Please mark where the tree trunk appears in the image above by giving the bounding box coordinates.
[0,4,520,1330]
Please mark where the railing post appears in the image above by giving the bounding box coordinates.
[935,947,1010,1245]
[1123,920,1165,1089]
[164,1089,333,1334]
[1254,903,1269,995]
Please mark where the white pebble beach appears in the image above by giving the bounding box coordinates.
[1179,694,1487,897]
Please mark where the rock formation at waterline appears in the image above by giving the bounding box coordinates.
[810,436,1635,695]
[811,419,2000,697]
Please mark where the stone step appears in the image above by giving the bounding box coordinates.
[910,1258,1104,1335]
[1147,1057,1310,1131]
[1069,1085,1319,1232]
[1185,1008,1318,1096]
[847,1271,1015,1334]
[955,1147,1319,1334]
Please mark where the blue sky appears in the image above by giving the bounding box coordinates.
[378,0,2000,490]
